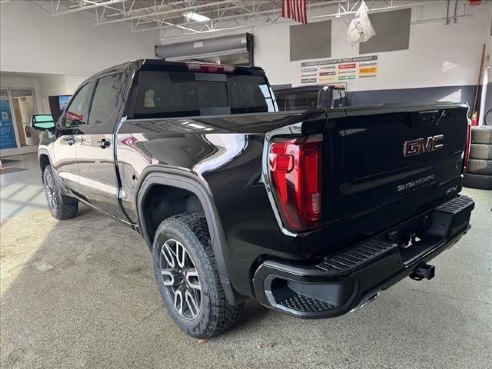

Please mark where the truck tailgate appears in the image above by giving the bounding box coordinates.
[322,103,468,227]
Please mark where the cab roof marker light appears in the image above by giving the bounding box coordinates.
[185,63,236,73]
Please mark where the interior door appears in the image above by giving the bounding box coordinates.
[75,72,126,219]
[11,89,38,147]
[52,82,93,195]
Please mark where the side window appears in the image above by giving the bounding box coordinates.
[88,73,122,125]
[64,83,92,127]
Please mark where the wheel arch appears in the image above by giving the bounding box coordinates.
[136,167,242,305]
[38,150,51,183]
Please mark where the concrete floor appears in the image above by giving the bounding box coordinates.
[1,153,491,369]
[0,153,46,221]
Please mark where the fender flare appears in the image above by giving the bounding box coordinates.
[38,149,50,167]
[136,166,240,304]
[37,149,51,182]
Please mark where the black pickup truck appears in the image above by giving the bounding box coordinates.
[34,59,474,338]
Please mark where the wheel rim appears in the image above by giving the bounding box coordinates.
[44,171,57,211]
[159,239,202,320]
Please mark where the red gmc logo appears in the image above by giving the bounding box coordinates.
[403,135,444,157]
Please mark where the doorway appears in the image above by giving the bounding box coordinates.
[0,88,39,157]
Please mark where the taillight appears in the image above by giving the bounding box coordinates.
[269,137,322,232]
[463,121,472,171]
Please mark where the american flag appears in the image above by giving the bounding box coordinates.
[281,0,308,24]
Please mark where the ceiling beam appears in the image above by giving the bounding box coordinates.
[49,0,127,16]
[133,1,333,33]
[96,0,233,25]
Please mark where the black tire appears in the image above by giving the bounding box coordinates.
[43,165,78,220]
[152,213,243,338]
[471,126,492,144]
[469,144,492,160]
[463,173,492,190]
[467,159,492,175]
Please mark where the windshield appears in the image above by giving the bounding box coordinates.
[134,71,276,119]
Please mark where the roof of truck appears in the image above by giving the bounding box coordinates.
[84,59,265,84]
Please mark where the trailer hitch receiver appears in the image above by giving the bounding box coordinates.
[410,263,435,281]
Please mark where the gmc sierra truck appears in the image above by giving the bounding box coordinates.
[34,59,474,339]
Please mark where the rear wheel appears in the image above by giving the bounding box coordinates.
[152,213,243,338]
[43,165,78,220]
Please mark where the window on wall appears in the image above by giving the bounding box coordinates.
[290,20,332,61]
[359,8,411,54]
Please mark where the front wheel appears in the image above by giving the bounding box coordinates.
[152,213,243,338]
[43,165,78,220]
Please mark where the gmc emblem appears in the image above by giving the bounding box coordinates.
[403,134,444,157]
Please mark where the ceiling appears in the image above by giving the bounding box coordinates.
[24,0,428,40]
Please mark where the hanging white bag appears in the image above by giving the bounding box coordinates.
[347,0,376,46]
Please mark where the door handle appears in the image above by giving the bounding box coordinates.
[64,136,75,146]
[97,139,111,149]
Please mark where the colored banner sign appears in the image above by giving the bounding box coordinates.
[339,63,356,69]
[299,55,378,84]
[359,66,378,74]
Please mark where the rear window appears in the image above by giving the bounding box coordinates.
[275,90,318,111]
[133,71,276,119]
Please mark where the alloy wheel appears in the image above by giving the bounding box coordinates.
[159,239,202,320]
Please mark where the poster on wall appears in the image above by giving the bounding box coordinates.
[0,94,17,150]
[300,55,378,85]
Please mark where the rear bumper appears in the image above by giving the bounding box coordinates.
[252,195,474,318]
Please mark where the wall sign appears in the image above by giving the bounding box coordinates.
[300,55,378,85]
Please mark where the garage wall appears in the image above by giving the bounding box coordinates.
[251,1,491,107]
[0,1,157,76]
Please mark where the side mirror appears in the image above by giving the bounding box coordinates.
[31,114,55,130]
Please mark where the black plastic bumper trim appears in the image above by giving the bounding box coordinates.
[253,195,474,318]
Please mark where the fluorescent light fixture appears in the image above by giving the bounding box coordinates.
[183,11,210,22]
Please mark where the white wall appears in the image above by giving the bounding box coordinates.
[0,1,158,76]
[155,2,490,93]
[0,72,86,114]
[252,1,491,91]
[38,74,87,112]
